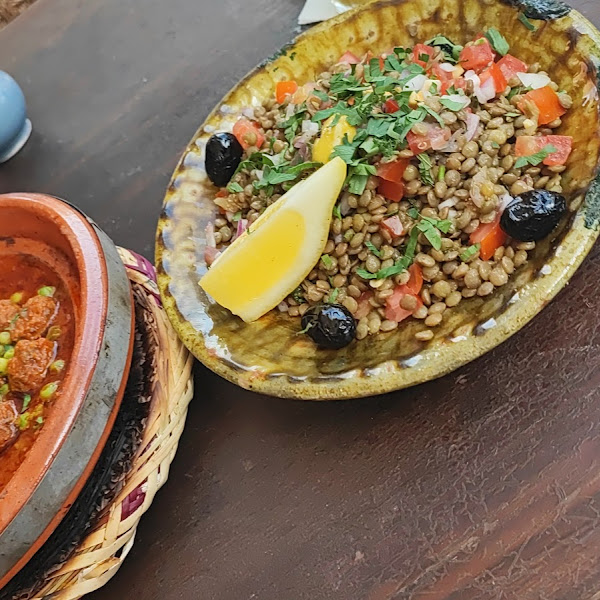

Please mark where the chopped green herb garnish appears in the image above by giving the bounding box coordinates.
[365,240,383,258]
[460,244,480,261]
[416,216,452,251]
[514,144,557,169]
[22,394,31,412]
[507,86,530,101]
[418,154,434,186]
[232,211,242,223]
[439,97,467,112]
[227,182,244,194]
[333,204,342,220]
[425,35,463,63]
[289,51,297,61]
[292,286,305,304]
[484,28,510,56]
[438,165,446,182]
[422,105,445,127]
[327,288,340,304]
[518,12,537,32]
[407,207,420,219]
[321,254,334,269]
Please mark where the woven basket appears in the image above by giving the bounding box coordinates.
[25,248,194,600]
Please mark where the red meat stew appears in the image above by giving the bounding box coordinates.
[0,254,74,489]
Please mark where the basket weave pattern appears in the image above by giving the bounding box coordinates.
[31,249,194,600]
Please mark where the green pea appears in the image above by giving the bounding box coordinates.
[22,394,31,411]
[17,413,30,431]
[38,286,56,297]
[40,382,59,399]
[0,332,11,345]
[3,346,14,360]
[0,384,9,397]
[50,360,65,373]
[10,292,23,304]
[0,358,8,375]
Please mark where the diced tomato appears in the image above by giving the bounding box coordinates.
[405,264,423,295]
[518,86,566,125]
[412,44,436,69]
[480,63,507,94]
[378,180,405,202]
[381,214,405,236]
[355,291,373,319]
[407,124,451,154]
[384,98,400,113]
[431,63,455,83]
[515,135,573,166]
[459,39,494,72]
[339,50,360,65]
[275,80,298,104]
[496,54,528,81]
[377,159,409,183]
[470,217,507,260]
[384,285,424,323]
[441,77,468,95]
[232,118,265,150]
[215,189,228,198]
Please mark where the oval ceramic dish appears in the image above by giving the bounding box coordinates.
[156,0,600,400]
[0,193,134,587]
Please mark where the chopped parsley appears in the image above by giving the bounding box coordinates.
[460,244,481,262]
[326,288,340,304]
[321,254,334,269]
[416,216,452,251]
[332,204,342,220]
[438,165,446,182]
[227,182,244,193]
[514,144,557,169]
[440,97,466,112]
[484,28,510,56]
[518,12,537,32]
[418,153,434,186]
[407,207,420,219]
[425,35,463,63]
[365,240,383,258]
[292,286,305,304]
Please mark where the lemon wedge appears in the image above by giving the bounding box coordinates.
[200,157,347,322]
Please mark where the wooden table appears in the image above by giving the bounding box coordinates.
[2,1,600,598]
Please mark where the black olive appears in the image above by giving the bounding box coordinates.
[205,133,244,187]
[500,190,567,242]
[301,304,356,349]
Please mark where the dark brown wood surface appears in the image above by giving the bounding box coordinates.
[2,1,600,598]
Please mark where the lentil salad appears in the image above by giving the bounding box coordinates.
[203,29,572,346]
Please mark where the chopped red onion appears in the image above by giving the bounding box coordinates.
[476,77,496,104]
[465,112,481,142]
[233,218,248,241]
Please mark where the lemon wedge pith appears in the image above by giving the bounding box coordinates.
[200,157,347,323]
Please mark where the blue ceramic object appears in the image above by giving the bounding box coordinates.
[0,71,32,163]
